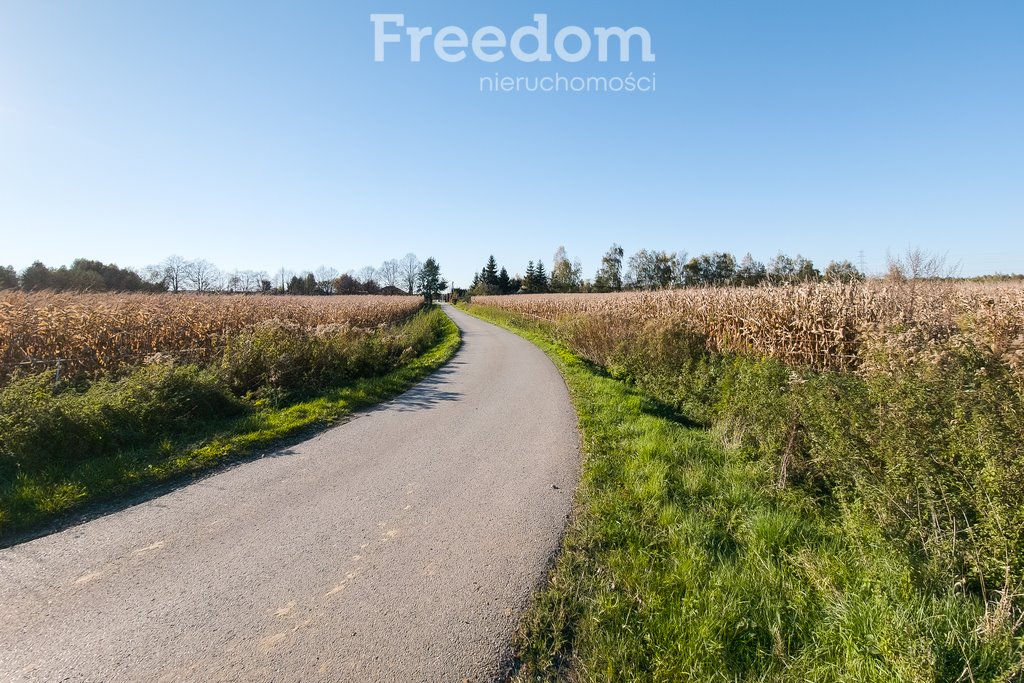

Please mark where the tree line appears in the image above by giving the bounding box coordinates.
[0,260,164,293]
[469,245,867,295]
[0,253,438,296]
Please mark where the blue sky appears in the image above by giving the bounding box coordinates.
[1,1,1021,284]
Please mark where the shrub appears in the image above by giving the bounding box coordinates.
[472,289,1024,623]
[0,362,246,474]
[218,310,446,402]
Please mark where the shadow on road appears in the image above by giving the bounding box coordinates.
[1,443,304,549]
[375,364,463,412]
[2,349,467,549]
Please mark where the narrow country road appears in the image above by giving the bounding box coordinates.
[0,305,580,682]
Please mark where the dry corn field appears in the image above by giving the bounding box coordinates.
[0,292,422,382]
[474,281,1024,374]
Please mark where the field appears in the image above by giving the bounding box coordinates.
[474,281,1024,374]
[0,292,423,383]
[0,292,456,539]
[5,282,1024,677]
[467,281,1024,680]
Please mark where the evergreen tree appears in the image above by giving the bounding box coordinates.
[524,261,536,293]
[497,267,511,294]
[418,257,447,304]
[533,260,549,293]
[0,265,18,290]
[20,262,52,291]
[334,273,359,294]
[483,255,499,289]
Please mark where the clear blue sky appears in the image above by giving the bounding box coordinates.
[1,1,1022,283]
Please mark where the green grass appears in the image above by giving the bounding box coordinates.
[461,304,1022,683]
[0,308,461,544]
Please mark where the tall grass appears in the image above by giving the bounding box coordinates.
[465,288,1024,680]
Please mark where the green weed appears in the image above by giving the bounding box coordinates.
[464,304,1023,682]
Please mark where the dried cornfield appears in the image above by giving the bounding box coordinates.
[474,281,1024,374]
[0,292,422,381]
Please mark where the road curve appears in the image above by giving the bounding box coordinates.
[0,305,579,682]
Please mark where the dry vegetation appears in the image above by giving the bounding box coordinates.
[0,292,421,382]
[0,298,456,539]
[469,282,1024,679]
[474,280,1024,375]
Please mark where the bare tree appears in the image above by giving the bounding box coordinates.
[241,270,262,292]
[275,268,293,293]
[315,266,339,294]
[885,248,961,320]
[254,271,271,293]
[354,266,379,294]
[399,253,421,295]
[228,270,263,293]
[886,247,960,281]
[357,266,377,283]
[226,271,243,293]
[186,259,221,293]
[153,255,189,293]
[378,259,401,289]
[142,263,168,290]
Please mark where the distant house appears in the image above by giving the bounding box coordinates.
[379,285,410,296]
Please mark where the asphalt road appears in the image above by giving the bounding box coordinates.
[0,305,580,682]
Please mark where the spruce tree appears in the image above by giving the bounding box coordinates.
[483,255,499,289]
[534,260,549,293]
[497,267,511,294]
[418,257,447,304]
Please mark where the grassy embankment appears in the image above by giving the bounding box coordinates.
[463,303,1023,682]
[0,306,460,543]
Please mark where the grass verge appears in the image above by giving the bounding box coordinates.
[0,308,460,545]
[461,303,1022,683]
